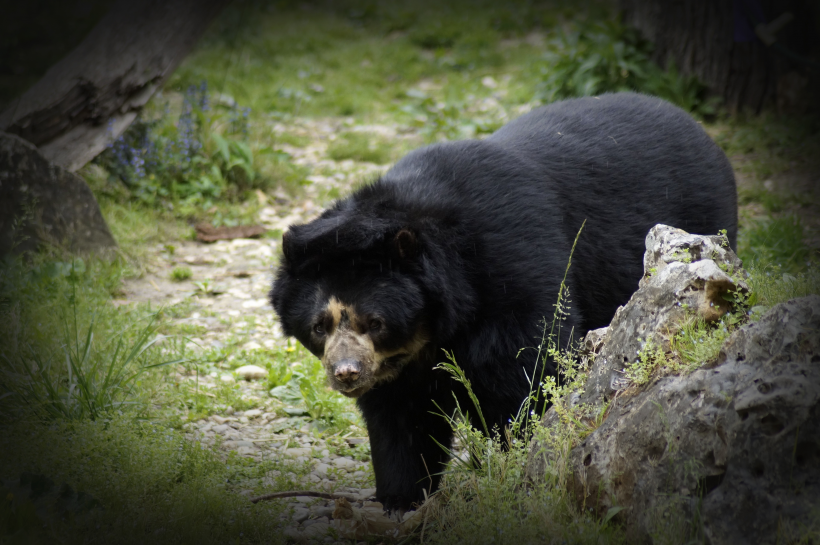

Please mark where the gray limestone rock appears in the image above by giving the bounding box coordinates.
[0,132,116,256]
[527,224,820,544]
[581,225,748,403]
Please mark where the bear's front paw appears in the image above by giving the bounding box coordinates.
[378,493,417,514]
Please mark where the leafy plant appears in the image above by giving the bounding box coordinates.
[94,82,265,208]
[535,19,716,117]
[625,337,668,386]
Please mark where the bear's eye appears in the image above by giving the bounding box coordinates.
[369,319,383,332]
[313,323,325,335]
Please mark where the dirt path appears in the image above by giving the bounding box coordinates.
[115,119,423,542]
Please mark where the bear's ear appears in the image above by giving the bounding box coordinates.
[393,228,418,259]
[282,210,395,266]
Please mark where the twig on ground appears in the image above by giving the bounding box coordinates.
[249,490,367,504]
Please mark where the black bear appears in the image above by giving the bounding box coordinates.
[270,92,737,511]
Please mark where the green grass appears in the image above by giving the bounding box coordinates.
[170,266,193,282]
[0,255,183,421]
[5,0,820,542]
[327,132,394,164]
[0,415,295,544]
[738,214,813,272]
[714,112,820,181]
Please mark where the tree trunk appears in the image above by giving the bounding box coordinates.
[0,0,229,172]
[618,0,819,114]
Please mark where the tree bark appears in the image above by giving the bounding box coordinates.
[618,0,819,114]
[0,0,229,172]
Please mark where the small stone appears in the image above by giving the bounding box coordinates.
[285,447,312,457]
[212,424,230,433]
[302,520,330,537]
[283,528,301,541]
[292,507,309,523]
[244,409,263,418]
[220,374,235,383]
[310,505,334,518]
[481,76,498,88]
[333,457,357,470]
[314,463,331,476]
[221,440,255,451]
[211,415,227,424]
[235,365,267,380]
[358,488,376,500]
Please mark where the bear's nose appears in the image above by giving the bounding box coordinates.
[333,359,361,383]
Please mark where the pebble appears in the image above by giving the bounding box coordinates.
[291,508,310,523]
[310,505,334,518]
[333,457,357,470]
[234,365,267,380]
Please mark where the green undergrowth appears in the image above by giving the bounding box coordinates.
[81,0,749,228]
[0,415,296,545]
[628,261,820,386]
[715,111,820,183]
[534,18,717,117]
[420,242,819,542]
[0,254,177,422]
[420,222,629,542]
[0,248,361,541]
[5,0,820,542]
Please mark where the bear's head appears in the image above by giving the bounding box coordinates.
[270,203,439,397]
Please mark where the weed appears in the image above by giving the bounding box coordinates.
[670,317,733,372]
[422,220,625,542]
[170,266,193,282]
[0,256,185,421]
[626,337,668,386]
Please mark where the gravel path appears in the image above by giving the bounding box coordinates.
[115,119,431,543]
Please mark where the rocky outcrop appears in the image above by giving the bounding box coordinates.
[580,224,748,403]
[0,132,116,257]
[528,225,820,544]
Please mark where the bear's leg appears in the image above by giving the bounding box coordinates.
[357,375,455,512]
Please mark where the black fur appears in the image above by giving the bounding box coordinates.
[271,92,737,511]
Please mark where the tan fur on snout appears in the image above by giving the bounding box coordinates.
[321,297,429,397]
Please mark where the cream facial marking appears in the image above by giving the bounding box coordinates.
[318,296,429,397]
